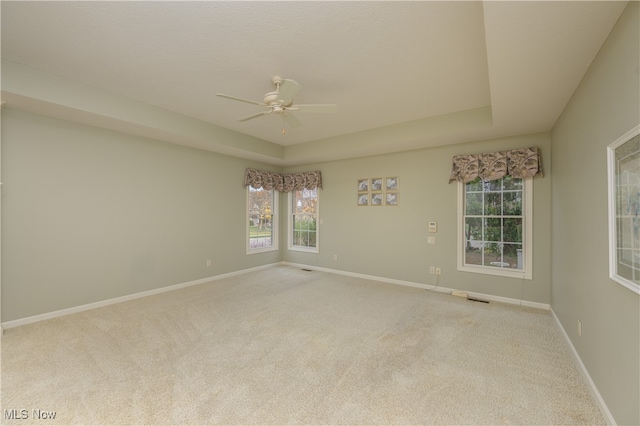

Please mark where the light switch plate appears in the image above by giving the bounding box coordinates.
[428,222,437,233]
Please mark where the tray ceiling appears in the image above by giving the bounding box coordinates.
[0,1,628,165]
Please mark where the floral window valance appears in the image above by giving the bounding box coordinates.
[244,168,323,192]
[449,147,543,183]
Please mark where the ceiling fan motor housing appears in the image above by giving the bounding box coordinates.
[264,91,292,109]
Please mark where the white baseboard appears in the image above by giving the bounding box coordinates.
[1,263,277,330]
[550,308,616,425]
[281,261,550,310]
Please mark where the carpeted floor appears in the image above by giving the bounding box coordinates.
[1,265,604,425]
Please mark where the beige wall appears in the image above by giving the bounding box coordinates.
[1,109,280,322]
[551,2,639,425]
[284,133,551,305]
[2,108,552,322]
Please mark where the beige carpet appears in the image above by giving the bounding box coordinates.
[2,265,604,425]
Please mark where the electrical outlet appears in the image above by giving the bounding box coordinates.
[430,266,435,274]
[206,259,212,267]
[578,320,582,337]
[435,267,442,276]
[333,254,338,261]
[427,237,436,245]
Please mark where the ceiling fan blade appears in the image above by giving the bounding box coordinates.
[282,112,302,128]
[216,93,264,106]
[277,79,301,104]
[291,104,338,113]
[237,110,272,122]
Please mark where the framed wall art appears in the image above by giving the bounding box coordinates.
[357,193,369,206]
[386,177,399,191]
[371,178,383,191]
[371,192,383,206]
[607,124,640,294]
[357,176,400,207]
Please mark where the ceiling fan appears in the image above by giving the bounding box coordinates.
[216,76,337,128]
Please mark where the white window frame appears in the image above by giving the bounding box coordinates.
[288,189,320,253]
[246,187,278,255]
[607,125,640,294]
[457,177,533,280]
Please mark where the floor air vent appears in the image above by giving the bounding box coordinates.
[451,291,489,303]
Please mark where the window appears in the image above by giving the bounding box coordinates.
[289,188,319,252]
[458,176,532,279]
[608,125,640,294]
[247,187,277,254]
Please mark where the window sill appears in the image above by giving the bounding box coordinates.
[458,265,532,280]
[288,246,319,254]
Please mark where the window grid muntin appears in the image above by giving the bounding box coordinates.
[247,187,277,253]
[291,189,318,250]
[464,177,524,270]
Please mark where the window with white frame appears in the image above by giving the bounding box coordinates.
[247,187,277,253]
[458,176,532,279]
[289,188,319,252]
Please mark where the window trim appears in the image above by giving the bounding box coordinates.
[457,177,533,280]
[246,187,278,255]
[288,189,320,254]
[607,125,640,294]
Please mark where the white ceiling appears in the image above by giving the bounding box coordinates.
[0,1,628,165]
